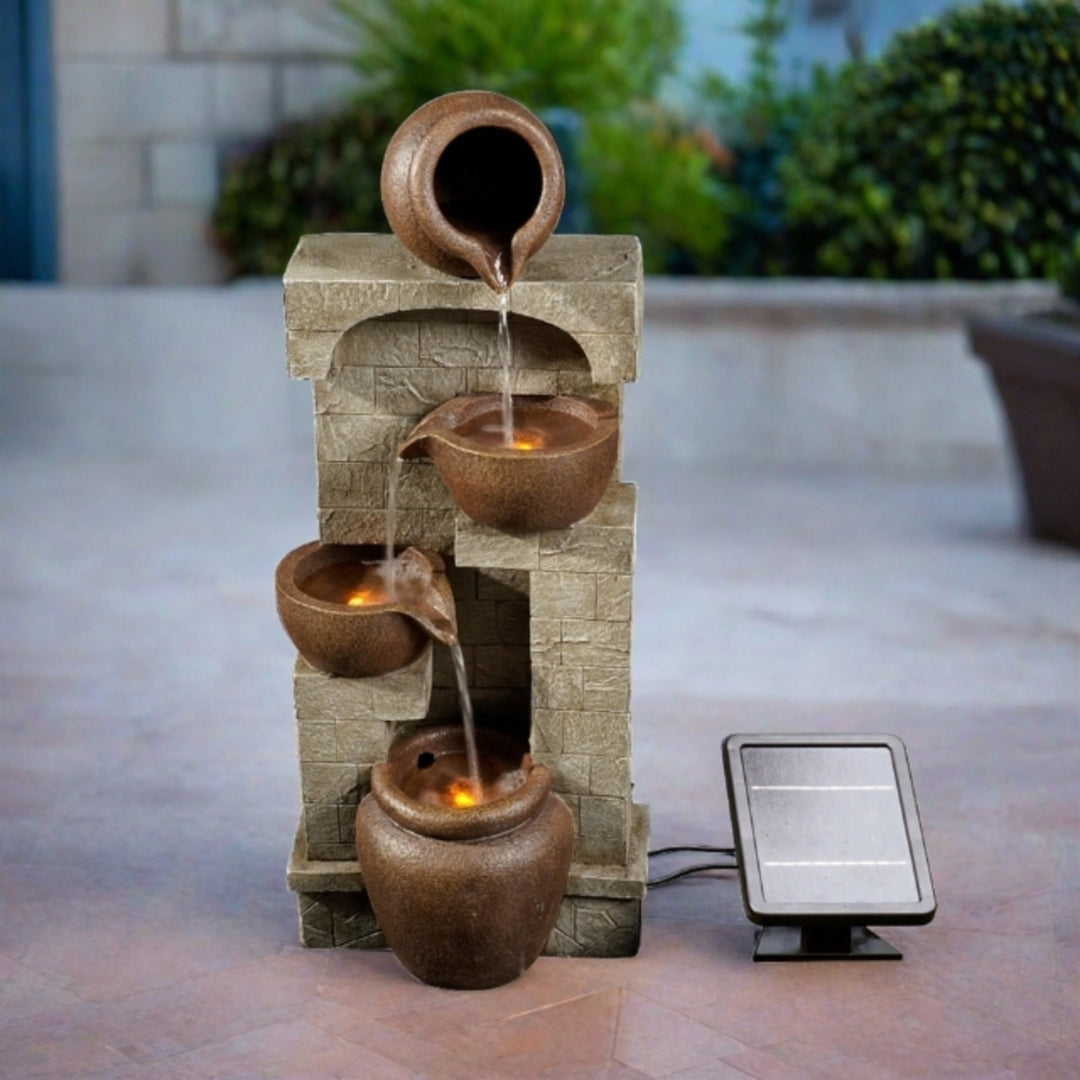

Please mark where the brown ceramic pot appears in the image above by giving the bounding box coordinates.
[381,90,565,291]
[356,725,573,989]
[275,542,456,678]
[398,393,618,532]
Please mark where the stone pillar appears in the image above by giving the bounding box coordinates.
[283,233,647,957]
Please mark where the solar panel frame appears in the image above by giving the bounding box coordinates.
[723,733,936,926]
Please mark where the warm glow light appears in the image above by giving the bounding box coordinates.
[510,429,546,451]
[345,588,381,607]
[447,781,478,808]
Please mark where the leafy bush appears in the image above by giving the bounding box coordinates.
[211,101,398,276]
[781,0,1080,279]
[333,0,681,118]
[695,0,841,275]
[1060,233,1080,302]
[582,109,735,274]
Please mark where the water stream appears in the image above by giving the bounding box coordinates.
[496,288,513,446]
[450,640,483,803]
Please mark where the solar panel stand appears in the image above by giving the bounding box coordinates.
[753,924,902,962]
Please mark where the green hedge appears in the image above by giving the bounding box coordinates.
[781,0,1080,280]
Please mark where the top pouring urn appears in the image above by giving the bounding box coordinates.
[380,90,566,291]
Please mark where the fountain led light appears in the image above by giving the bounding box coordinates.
[509,429,545,451]
[346,588,383,607]
[447,781,479,808]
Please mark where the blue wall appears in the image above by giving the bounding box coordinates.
[0,0,56,281]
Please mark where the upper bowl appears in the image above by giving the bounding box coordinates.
[398,393,618,532]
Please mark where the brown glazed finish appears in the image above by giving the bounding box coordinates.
[381,90,566,291]
[398,394,619,532]
[355,725,574,989]
[969,310,1080,549]
[275,543,457,678]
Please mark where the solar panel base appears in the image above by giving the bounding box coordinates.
[753,924,902,962]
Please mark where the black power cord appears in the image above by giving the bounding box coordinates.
[647,845,739,889]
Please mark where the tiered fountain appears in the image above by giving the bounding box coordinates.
[277,91,647,988]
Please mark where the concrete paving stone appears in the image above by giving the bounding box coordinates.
[374,366,467,417]
[316,461,385,508]
[531,570,598,620]
[54,0,170,56]
[302,804,339,845]
[313,365,376,415]
[562,711,631,756]
[560,619,632,668]
[586,482,638,527]
[211,60,275,136]
[539,524,635,575]
[419,320,506,369]
[455,513,540,569]
[314,414,413,462]
[286,329,339,379]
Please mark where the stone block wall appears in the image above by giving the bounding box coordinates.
[283,233,648,956]
[51,0,352,284]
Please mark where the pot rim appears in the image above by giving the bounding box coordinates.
[370,725,552,841]
[275,540,433,617]
[398,393,618,460]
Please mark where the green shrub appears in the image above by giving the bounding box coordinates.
[333,0,681,118]
[582,108,735,274]
[211,101,397,277]
[1060,233,1080,302]
[782,0,1080,279]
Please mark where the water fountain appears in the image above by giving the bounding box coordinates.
[279,91,647,979]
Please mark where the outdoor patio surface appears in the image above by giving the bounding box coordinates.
[1,286,1077,1079]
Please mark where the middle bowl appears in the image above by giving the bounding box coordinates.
[398,393,618,532]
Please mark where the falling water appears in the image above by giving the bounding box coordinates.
[496,289,513,447]
[450,640,483,803]
[383,455,403,594]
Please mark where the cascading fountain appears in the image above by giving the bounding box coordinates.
[277,90,648,986]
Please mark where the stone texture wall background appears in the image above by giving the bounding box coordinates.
[52,0,353,284]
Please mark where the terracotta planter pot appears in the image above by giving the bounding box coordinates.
[381,90,565,291]
[356,725,573,989]
[398,393,618,532]
[275,542,457,678]
[969,308,1080,549]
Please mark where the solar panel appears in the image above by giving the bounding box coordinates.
[723,734,936,961]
